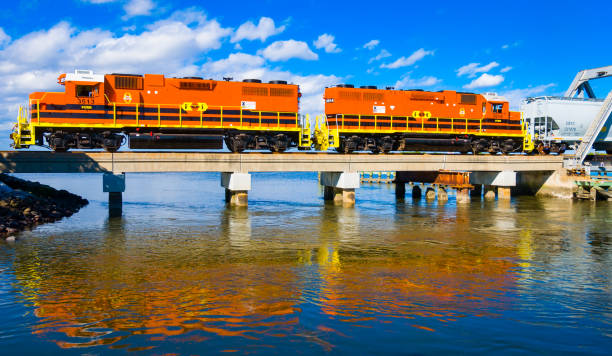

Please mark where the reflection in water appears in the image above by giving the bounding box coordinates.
[2,173,611,354]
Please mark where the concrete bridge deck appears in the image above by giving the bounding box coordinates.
[0,151,564,173]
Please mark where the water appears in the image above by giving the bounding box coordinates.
[0,172,610,354]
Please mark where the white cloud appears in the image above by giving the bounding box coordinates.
[500,66,512,73]
[123,0,155,19]
[83,0,155,20]
[394,74,441,89]
[500,83,556,110]
[368,49,391,63]
[456,61,499,77]
[380,48,433,69]
[231,17,285,43]
[0,29,10,47]
[362,39,379,50]
[501,41,520,50]
[313,33,341,53]
[463,73,504,89]
[201,52,340,114]
[260,40,318,61]
[202,53,265,76]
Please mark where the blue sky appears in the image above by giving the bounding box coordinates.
[0,0,610,147]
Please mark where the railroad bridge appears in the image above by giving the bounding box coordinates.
[0,151,569,213]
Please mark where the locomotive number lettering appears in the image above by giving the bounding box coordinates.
[77,98,93,104]
[81,105,93,110]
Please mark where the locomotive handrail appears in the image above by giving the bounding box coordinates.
[334,113,488,135]
[27,99,300,130]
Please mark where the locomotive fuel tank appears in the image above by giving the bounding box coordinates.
[128,133,223,149]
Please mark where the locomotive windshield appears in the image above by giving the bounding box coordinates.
[76,85,97,97]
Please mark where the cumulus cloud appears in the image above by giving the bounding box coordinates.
[201,52,265,76]
[368,49,391,63]
[0,29,10,47]
[83,0,155,19]
[394,74,441,89]
[231,17,285,43]
[500,83,556,110]
[380,48,433,69]
[463,73,504,89]
[260,40,318,61]
[202,53,340,114]
[123,0,154,18]
[313,33,341,53]
[456,61,499,77]
[362,39,379,50]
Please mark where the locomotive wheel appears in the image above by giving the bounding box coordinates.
[48,133,70,152]
[377,136,393,154]
[268,134,289,153]
[226,135,247,153]
[336,138,354,154]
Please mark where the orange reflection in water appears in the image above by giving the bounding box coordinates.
[26,263,301,349]
[314,240,517,332]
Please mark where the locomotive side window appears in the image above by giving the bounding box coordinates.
[491,103,503,113]
[76,85,96,97]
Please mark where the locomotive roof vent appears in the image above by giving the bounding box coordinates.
[336,84,354,88]
[65,69,104,83]
[182,76,203,80]
[408,89,424,91]
[360,85,377,89]
[111,73,143,77]
[243,79,262,83]
[269,80,288,85]
[385,86,395,90]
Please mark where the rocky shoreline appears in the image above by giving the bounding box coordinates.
[0,174,88,240]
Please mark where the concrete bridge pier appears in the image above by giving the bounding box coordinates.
[425,186,436,200]
[221,172,251,207]
[320,172,359,206]
[456,188,471,203]
[438,186,449,202]
[471,171,516,201]
[411,184,422,200]
[395,182,406,200]
[484,185,497,200]
[470,184,482,199]
[103,173,125,217]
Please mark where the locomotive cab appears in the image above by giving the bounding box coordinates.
[59,69,106,106]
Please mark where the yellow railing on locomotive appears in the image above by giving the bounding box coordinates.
[28,98,301,130]
[329,112,528,137]
[330,112,485,134]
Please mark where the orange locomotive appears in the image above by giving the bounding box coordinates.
[13,70,309,152]
[322,85,531,153]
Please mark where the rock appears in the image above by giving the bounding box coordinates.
[5,235,17,242]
